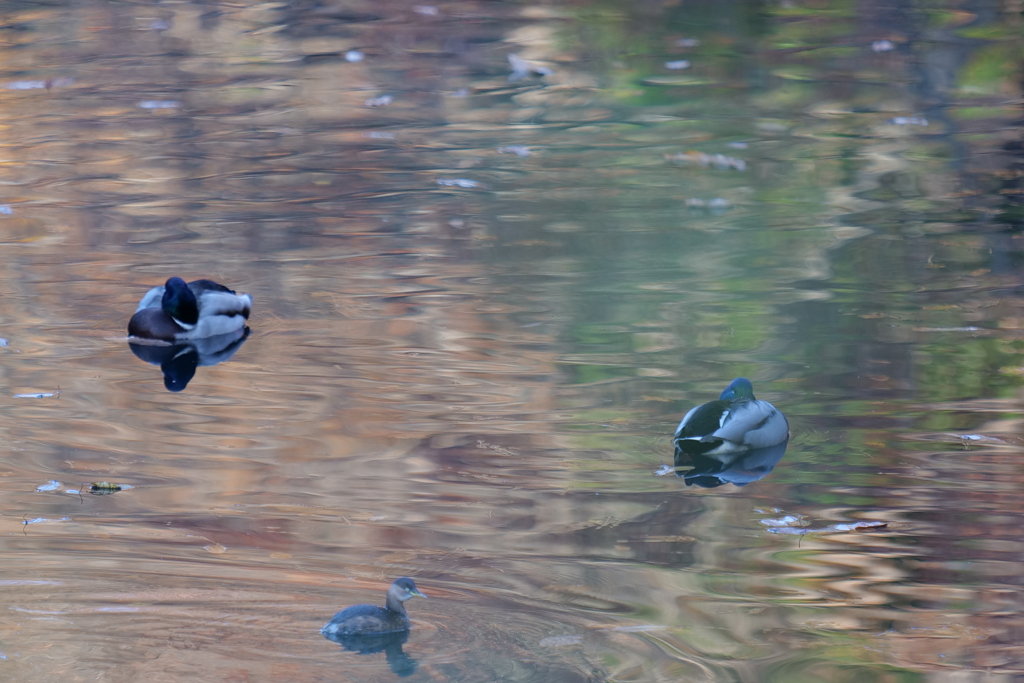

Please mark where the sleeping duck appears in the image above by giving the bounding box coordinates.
[674,377,789,458]
[128,277,252,342]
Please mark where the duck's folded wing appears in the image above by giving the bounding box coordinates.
[674,400,729,439]
[713,400,788,448]
[187,279,236,295]
[196,290,252,319]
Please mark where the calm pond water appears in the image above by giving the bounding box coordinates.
[2,0,1024,680]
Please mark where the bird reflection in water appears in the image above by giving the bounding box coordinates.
[127,327,250,392]
[322,629,418,678]
[674,439,789,488]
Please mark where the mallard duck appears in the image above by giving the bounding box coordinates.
[127,277,252,342]
[321,578,426,637]
[674,377,789,457]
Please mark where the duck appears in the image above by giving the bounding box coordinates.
[127,277,252,342]
[674,377,789,458]
[321,578,426,637]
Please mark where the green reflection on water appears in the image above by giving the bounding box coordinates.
[0,0,1023,681]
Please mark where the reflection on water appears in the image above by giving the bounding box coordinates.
[674,439,789,488]
[128,327,251,392]
[324,629,418,678]
[0,0,1023,681]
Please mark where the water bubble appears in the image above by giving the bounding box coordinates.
[497,145,530,157]
[4,78,73,90]
[888,116,928,126]
[6,81,47,90]
[137,100,180,109]
[436,178,480,188]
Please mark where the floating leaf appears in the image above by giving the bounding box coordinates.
[508,53,553,82]
[831,522,888,532]
[760,515,804,527]
[641,75,715,86]
[15,390,58,398]
[766,520,888,535]
[667,151,745,171]
[24,516,70,525]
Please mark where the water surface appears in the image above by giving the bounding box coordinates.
[2,0,1024,681]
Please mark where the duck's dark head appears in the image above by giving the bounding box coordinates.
[161,277,199,326]
[391,577,426,602]
[720,377,755,401]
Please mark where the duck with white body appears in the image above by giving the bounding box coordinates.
[128,277,252,342]
[674,377,789,459]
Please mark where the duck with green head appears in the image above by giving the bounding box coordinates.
[128,277,252,342]
[674,377,789,458]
